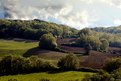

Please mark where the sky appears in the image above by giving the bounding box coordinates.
[0,0,121,29]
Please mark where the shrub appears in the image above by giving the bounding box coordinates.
[0,55,12,75]
[112,67,121,79]
[0,55,27,74]
[39,33,57,50]
[103,59,121,73]
[11,56,25,74]
[23,56,41,72]
[77,34,100,51]
[41,61,57,71]
[82,70,111,81]
[58,54,79,70]
[83,67,121,81]
[25,56,57,72]
[0,55,57,75]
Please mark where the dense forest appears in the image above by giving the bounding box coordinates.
[0,19,78,40]
[92,26,121,47]
[92,26,121,34]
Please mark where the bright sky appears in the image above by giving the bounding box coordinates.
[0,0,121,29]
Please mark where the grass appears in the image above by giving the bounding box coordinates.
[0,71,94,81]
[0,39,88,65]
[0,39,38,56]
[0,39,95,81]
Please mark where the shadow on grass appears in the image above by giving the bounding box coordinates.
[47,70,70,74]
[23,47,49,57]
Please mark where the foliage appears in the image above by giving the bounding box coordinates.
[77,31,101,51]
[0,55,56,75]
[0,19,78,40]
[58,54,79,70]
[76,28,110,52]
[39,33,57,50]
[92,27,121,48]
[82,70,112,81]
[83,69,121,81]
[100,39,109,52]
[83,59,121,81]
[112,67,121,79]
[78,28,92,36]
[103,59,121,73]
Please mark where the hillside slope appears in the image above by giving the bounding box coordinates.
[92,25,121,34]
[0,19,78,40]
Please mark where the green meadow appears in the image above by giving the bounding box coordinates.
[0,71,93,81]
[0,39,38,56]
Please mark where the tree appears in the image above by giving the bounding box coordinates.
[100,39,109,52]
[0,19,78,40]
[77,34,100,50]
[78,28,91,36]
[58,54,79,70]
[39,33,57,50]
[84,44,92,55]
[11,56,25,74]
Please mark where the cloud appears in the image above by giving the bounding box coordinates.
[57,11,98,29]
[80,0,96,4]
[3,0,20,19]
[3,0,36,20]
[2,0,99,29]
[34,4,72,18]
[101,0,121,8]
[33,5,98,29]
[114,19,121,25]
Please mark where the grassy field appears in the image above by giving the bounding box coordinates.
[0,71,94,81]
[0,39,38,56]
[0,39,95,81]
[0,39,88,65]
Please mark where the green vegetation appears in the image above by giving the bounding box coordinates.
[75,28,108,52]
[100,39,109,52]
[0,54,96,75]
[0,19,78,40]
[104,59,121,73]
[83,59,121,81]
[1,19,121,81]
[0,71,93,81]
[92,26,121,35]
[92,26,121,48]
[58,54,79,70]
[0,55,57,75]
[0,39,38,56]
[39,33,57,50]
